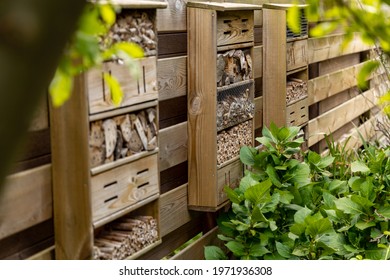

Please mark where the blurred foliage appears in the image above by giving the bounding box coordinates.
[49,3,144,107]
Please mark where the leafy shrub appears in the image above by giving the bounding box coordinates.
[205,124,390,260]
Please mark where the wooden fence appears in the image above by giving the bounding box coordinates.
[0,0,388,260]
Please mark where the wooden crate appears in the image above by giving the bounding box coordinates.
[187,1,261,211]
[263,3,309,128]
[87,57,158,115]
[50,1,167,260]
[93,198,161,260]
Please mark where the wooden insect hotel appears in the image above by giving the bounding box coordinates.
[263,3,309,128]
[187,1,261,211]
[50,0,167,260]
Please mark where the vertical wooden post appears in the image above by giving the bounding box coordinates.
[50,74,93,259]
[263,8,287,127]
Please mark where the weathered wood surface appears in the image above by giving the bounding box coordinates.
[263,8,287,127]
[171,226,221,260]
[50,74,93,260]
[187,7,218,209]
[253,45,263,79]
[216,10,254,46]
[91,154,159,225]
[308,60,384,106]
[254,96,263,129]
[159,122,188,172]
[308,33,372,64]
[157,56,187,101]
[287,39,308,72]
[307,83,386,146]
[0,164,52,239]
[160,184,192,237]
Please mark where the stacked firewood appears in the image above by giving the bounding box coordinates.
[93,215,159,260]
[217,88,254,131]
[286,78,307,104]
[217,49,253,87]
[89,108,158,168]
[217,121,253,166]
[102,10,157,56]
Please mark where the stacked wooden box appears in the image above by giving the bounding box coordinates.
[187,1,261,211]
[263,3,309,128]
[50,0,167,260]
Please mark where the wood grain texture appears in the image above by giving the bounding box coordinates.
[287,39,308,72]
[253,45,263,79]
[263,8,287,127]
[308,33,372,64]
[159,122,188,172]
[50,74,93,259]
[157,56,187,101]
[254,96,263,129]
[160,184,192,237]
[171,226,221,259]
[0,164,52,239]
[308,60,383,106]
[91,154,159,224]
[318,53,361,75]
[216,10,254,46]
[307,84,385,146]
[187,7,218,208]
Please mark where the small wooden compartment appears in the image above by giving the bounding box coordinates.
[263,3,309,128]
[91,153,159,225]
[187,1,260,211]
[87,57,158,115]
[93,198,161,260]
[217,10,254,46]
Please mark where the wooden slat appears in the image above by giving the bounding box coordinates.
[27,246,55,260]
[308,33,372,64]
[157,56,187,101]
[29,95,49,131]
[263,8,287,127]
[308,60,383,106]
[318,53,361,75]
[0,164,52,239]
[253,45,263,79]
[160,161,188,194]
[158,32,187,58]
[160,184,192,237]
[171,226,221,260]
[50,74,93,260]
[159,95,187,129]
[159,122,188,172]
[254,96,263,129]
[307,84,386,146]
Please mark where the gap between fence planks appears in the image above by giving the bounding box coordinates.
[308,60,385,106]
[307,83,387,147]
[308,33,372,64]
[0,164,52,240]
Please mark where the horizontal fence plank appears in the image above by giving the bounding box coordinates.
[308,60,384,106]
[160,184,192,237]
[159,122,188,172]
[0,164,52,239]
[253,45,263,79]
[171,226,221,260]
[158,56,187,101]
[254,96,263,130]
[307,84,387,146]
[308,33,372,64]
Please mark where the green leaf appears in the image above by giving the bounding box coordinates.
[103,73,123,106]
[287,2,301,35]
[276,189,294,204]
[99,4,116,26]
[113,42,144,59]
[204,246,228,260]
[351,161,371,173]
[305,218,333,238]
[217,234,234,242]
[294,207,312,224]
[357,60,380,89]
[377,206,390,219]
[290,223,306,236]
[240,146,256,166]
[275,241,292,258]
[224,186,242,204]
[318,155,335,169]
[249,244,270,257]
[244,179,272,205]
[355,221,376,230]
[226,241,246,257]
[49,68,73,107]
[266,165,282,188]
[335,197,364,215]
[252,205,268,223]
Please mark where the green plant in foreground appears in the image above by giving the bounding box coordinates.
[205,124,390,260]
